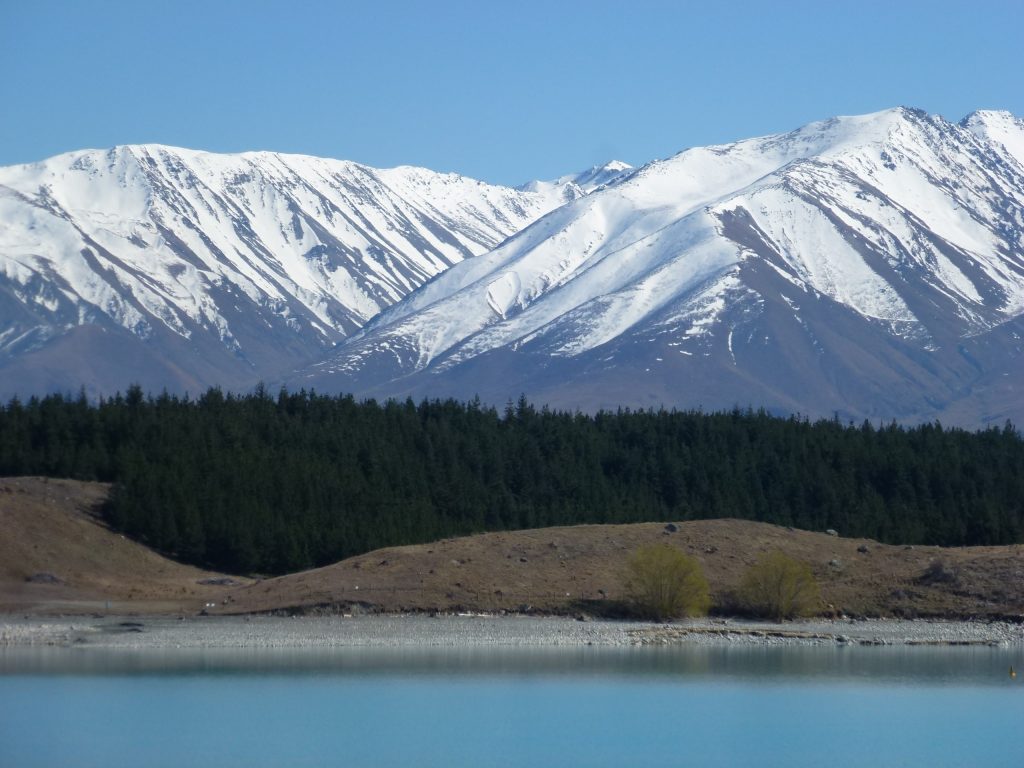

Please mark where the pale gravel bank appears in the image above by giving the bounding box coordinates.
[2,614,1022,650]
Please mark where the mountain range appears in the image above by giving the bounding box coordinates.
[2,108,1024,425]
[0,145,595,394]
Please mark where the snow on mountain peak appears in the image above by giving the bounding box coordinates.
[296,107,1024,426]
[517,160,634,201]
[0,144,576,394]
[5,107,1024,426]
[960,109,1024,167]
[961,108,1020,128]
[566,160,634,191]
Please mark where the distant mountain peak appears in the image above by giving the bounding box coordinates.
[518,159,634,198]
[959,110,1024,167]
[0,144,573,397]
[5,109,1024,426]
[294,106,1024,427]
[961,108,1020,125]
[566,160,634,191]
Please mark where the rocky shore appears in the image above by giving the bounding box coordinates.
[2,614,1021,650]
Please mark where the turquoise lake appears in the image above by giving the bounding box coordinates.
[1,644,1022,767]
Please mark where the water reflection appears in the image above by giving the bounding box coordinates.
[3,643,1022,686]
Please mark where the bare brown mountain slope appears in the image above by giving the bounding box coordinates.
[0,477,249,615]
[2,477,1022,618]
[222,520,1024,620]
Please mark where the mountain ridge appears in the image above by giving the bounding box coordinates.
[289,107,1024,426]
[2,108,1024,425]
[0,144,578,395]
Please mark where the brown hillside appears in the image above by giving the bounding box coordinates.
[222,519,1024,619]
[2,477,1022,619]
[0,477,249,615]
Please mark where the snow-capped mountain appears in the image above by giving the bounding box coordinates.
[293,108,1024,426]
[0,145,573,395]
[517,160,634,199]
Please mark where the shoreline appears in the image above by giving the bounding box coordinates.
[2,614,1022,650]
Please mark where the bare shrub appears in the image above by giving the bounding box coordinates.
[626,544,710,620]
[737,551,821,620]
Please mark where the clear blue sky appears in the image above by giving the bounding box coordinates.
[3,0,1022,186]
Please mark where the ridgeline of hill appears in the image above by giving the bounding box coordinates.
[2,478,1022,619]
[1,388,1022,577]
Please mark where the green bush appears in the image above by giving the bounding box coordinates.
[737,551,821,620]
[626,544,711,620]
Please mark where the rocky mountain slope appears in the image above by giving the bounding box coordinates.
[0,145,573,396]
[294,108,1024,425]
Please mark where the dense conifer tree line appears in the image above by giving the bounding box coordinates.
[1,386,1022,575]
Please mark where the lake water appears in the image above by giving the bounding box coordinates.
[1,644,1022,767]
